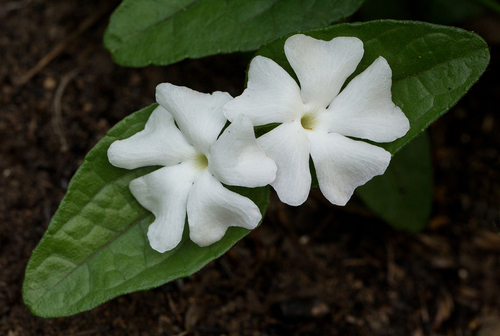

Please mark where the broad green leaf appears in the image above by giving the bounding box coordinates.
[23,104,271,318]
[421,0,482,24]
[360,0,483,25]
[356,132,433,231]
[256,20,490,155]
[104,0,366,67]
[474,0,500,15]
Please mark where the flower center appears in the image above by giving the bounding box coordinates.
[300,113,318,130]
[193,153,209,170]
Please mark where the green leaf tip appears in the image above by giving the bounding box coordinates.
[255,20,490,155]
[252,20,488,230]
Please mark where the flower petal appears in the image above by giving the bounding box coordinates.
[210,114,277,187]
[257,122,311,206]
[187,171,262,247]
[129,163,197,253]
[108,106,196,169]
[308,131,391,206]
[320,57,410,142]
[156,83,232,153]
[223,56,304,125]
[285,34,364,110]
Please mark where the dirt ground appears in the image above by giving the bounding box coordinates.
[1,1,500,335]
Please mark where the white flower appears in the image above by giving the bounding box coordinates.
[108,83,277,253]
[224,34,410,206]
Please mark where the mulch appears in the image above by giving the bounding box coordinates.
[1,1,499,335]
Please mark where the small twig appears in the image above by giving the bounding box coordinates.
[418,285,430,327]
[386,241,396,286]
[52,69,79,152]
[308,212,334,241]
[15,3,114,86]
[174,331,189,336]
[167,293,183,325]
[70,328,103,336]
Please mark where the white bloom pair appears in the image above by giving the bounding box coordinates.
[108,34,410,253]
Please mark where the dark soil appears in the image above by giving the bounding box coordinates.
[1,1,500,335]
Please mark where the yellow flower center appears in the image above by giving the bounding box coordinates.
[300,113,318,130]
[193,153,209,170]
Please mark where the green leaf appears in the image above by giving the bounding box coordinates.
[419,0,483,24]
[360,0,483,25]
[256,20,490,155]
[356,132,433,231]
[474,0,500,15]
[23,104,271,318]
[104,0,366,67]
